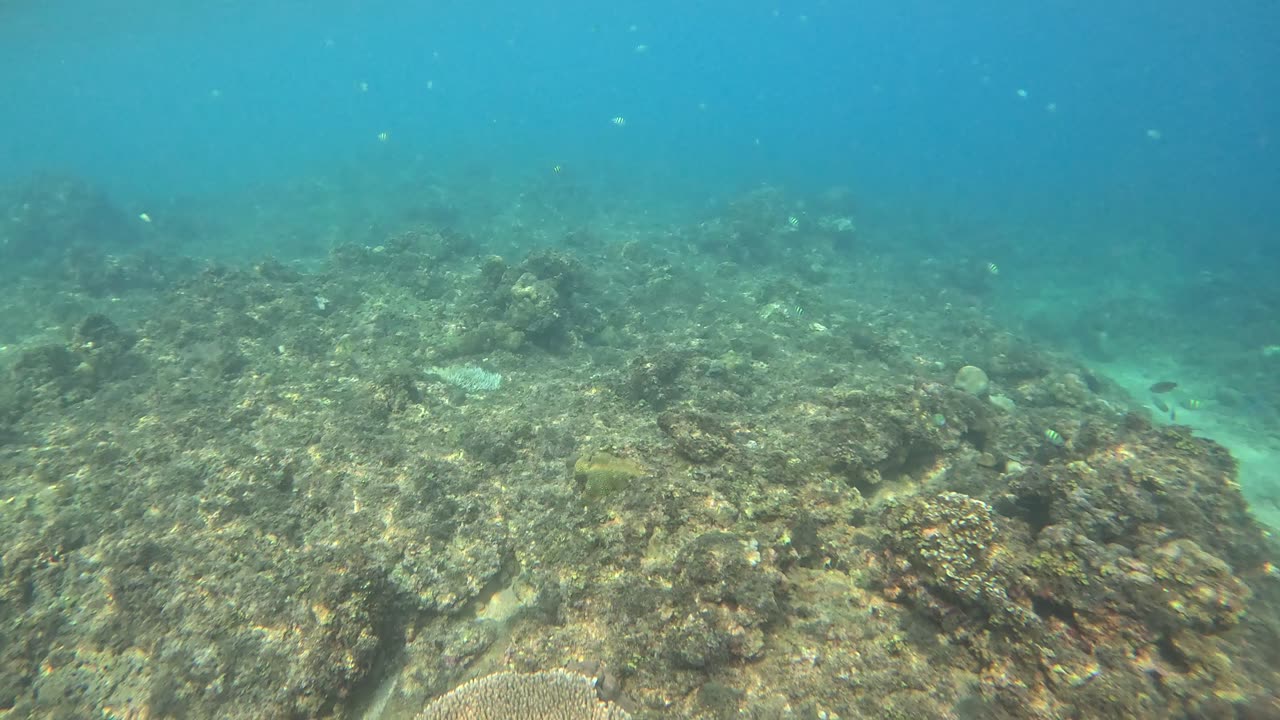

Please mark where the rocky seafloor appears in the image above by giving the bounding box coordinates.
[1,178,1278,719]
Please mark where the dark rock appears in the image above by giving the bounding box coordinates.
[371,371,422,415]
[657,410,733,463]
[626,351,687,409]
[664,532,784,667]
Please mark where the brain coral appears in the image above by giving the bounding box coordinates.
[417,670,631,720]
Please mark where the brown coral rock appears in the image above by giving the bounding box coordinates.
[417,669,631,720]
[1143,538,1252,632]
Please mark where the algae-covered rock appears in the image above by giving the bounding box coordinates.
[11,344,79,391]
[506,272,561,337]
[439,321,525,358]
[657,410,732,463]
[574,451,645,500]
[666,532,783,667]
[368,371,422,417]
[954,365,990,396]
[1141,538,1251,632]
[626,351,688,410]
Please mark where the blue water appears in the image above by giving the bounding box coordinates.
[3,1,1276,244]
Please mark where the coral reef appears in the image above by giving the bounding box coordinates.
[871,415,1277,718]
[0,177,1276,720]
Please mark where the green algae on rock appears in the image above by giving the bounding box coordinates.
[574,451,645,500]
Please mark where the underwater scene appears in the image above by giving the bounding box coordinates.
[2,2,1279,718]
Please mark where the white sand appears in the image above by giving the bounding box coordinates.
[1096,361,1280,533]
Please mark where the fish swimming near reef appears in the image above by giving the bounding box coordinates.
[1149,381,1178,394]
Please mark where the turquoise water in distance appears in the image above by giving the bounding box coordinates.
[2,0,1277,244]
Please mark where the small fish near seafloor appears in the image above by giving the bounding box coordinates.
[1149,381,1178,394]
